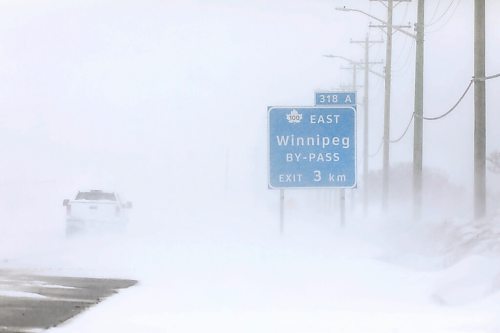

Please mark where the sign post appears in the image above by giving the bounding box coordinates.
[268,106,356,231]
[279,189,284,234]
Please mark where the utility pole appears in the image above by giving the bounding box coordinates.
[340,63,362,227]
[351,35,384,215]
[382,0,394,210]
[324,54,362,226]
[474,0,486,219]
[413,0,424,220]
[368,0,412,211]
[324,53,382,221]
[337,0,415,213]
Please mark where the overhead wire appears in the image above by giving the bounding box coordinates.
[400,2,410,23]
[427,0,462,34]
[369,73,500,150]
[426,0,455,27]
[390,113,414,143]
[392,40,415,74]
[392,3,416,76]
[421,73,500,120]
[421,79,473,120]
[391,17,410,71]
[428,0,443,24]
[369,139,384,158]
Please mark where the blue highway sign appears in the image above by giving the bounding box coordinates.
[268,106,356,189]
[315,92,356,106]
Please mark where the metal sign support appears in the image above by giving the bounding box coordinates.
[280,189,285,235]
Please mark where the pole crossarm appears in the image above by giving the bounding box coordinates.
[324,54,383,78]
[338,83,364,90]
[369,24,412,29]
[350,39,385,78]
[341,66,363,70]
[366,68,385,79]
[336,6,416,39]
[355,62,385,68]
[323,54,362,65]
[350,39,384,45]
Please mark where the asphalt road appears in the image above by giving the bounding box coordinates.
[0,270,137,333]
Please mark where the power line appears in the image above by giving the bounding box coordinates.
[418,72,500,121]
[384,72,500,145]
[390,113,414,143]
[393,41,415,74]
[428,0,443,24]
[369,139,384,158]
[426,0,455,27]
[391,22,411,71]
[399,2,410,24]
[366,112,415,148]
[386,71,500,141]
[421,79,473,120]
[427,0,462,33]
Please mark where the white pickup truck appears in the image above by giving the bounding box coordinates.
[63,190,132,235]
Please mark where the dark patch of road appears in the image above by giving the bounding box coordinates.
[0,270,137,333]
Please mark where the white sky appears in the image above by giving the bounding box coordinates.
[0,0,498,224]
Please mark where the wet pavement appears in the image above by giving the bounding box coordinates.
[0,271,137,333]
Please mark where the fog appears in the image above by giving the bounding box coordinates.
[0,1,500,332]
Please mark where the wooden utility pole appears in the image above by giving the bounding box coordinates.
[474,0,486,219]
[382,0,394,210]
[413,0,425,219]
[327,53,381,221]
[351,35,384,215]
[338,0,415,213]
[368,0,412,211]
[340,63,362,226]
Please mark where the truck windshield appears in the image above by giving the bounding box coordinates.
[75,191,116,201]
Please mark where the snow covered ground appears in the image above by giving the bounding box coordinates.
[2,204,499,333]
